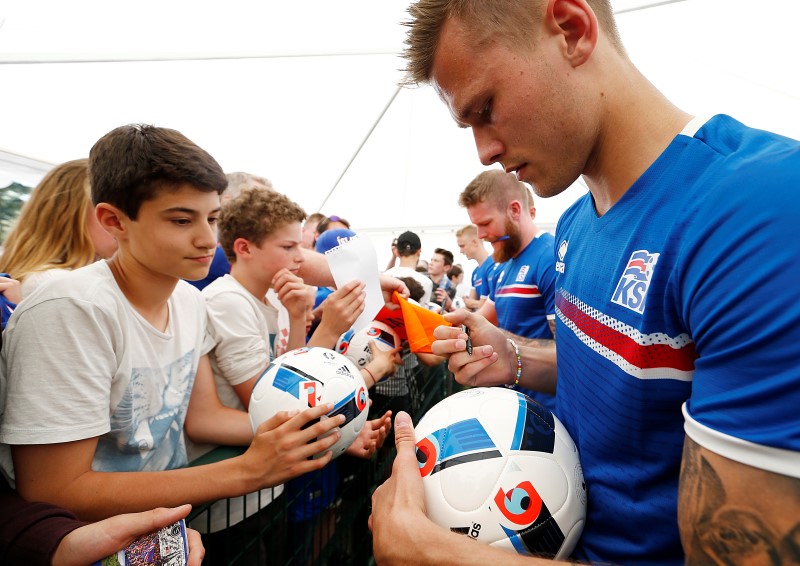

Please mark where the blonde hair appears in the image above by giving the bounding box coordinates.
[225,171,273,200]
[458,169,527,211]
[455,224,478,238]
[0,159,98,280]
[401,0,623,86]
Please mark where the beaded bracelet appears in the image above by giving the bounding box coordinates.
[504,338,522,388]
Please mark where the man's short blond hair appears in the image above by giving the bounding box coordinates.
[455,224,478,238]
[401,0,623,86]
[458,169,528,211]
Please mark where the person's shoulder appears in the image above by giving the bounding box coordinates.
[201,273,242,298]
[692,115,800,189]
[17,261,117,309]
[203,274,260,314]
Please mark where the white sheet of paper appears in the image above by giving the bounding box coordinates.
[323,234,383,334]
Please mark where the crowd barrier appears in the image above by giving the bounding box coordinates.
[188,351,462,565]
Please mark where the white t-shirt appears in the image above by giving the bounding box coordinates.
[20,267,71,299]
[384,265,433,305]
[198,273,284,533]
[202,274,279,414]
[0,260,207,484]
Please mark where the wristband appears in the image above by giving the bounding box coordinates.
[363,366,377,387]
[504,338,522,388]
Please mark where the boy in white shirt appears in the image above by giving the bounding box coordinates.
[0,124,345,520]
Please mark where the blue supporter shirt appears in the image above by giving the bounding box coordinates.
[491,233,557,411]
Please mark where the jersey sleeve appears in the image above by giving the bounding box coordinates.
[680,156,800,478]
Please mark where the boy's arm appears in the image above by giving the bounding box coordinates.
[12,405,345,522]
[183,354,253,446]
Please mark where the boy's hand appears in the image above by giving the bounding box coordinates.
[272,268,309,319]
[0,274,22,304]
[307,281,366,348]
[379,274,408,310]
[321,280,366,331]
[364,341,402,385]
[345,410,392,459]
[242,403,345,488]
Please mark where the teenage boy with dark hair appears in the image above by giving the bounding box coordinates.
[0,124,345,521]
[428,247,456,310]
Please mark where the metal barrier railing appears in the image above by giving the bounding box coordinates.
[188,353,455,565]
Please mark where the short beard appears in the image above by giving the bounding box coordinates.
[492,218,522,263]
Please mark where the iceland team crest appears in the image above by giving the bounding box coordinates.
[555,240,568,274]
[611,249,660,314]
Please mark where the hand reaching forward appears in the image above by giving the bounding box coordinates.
[242,404,345,489]
[345,410,392,459]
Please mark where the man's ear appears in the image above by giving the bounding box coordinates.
[95,203,127,239]
[547,0,598,67]
[508,200,523,221]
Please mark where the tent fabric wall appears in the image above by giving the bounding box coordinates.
[1,0,798,235]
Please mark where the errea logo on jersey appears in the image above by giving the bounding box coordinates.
[515,265,529,283]
[555,240,568,273]
[611,250,660,314]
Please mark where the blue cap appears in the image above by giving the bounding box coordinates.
[315,228,357,254]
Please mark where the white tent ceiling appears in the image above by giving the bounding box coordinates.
[1,0,798,240]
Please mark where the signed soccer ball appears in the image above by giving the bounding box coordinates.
[415,387,586,559]
[249,347,369,459]
[335,320,399,368]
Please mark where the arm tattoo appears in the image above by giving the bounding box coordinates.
[679,437,800,565]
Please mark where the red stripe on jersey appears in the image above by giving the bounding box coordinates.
[497,285,540,296]
[557,294,697,371]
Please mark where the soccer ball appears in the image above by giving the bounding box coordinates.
[249,346,369,460]
[414,387,586,559]
[335,320,399,368]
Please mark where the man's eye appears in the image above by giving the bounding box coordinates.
[479,100,492,121]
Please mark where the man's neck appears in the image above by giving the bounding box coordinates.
[473,247,489,265]
[397,256,418,269]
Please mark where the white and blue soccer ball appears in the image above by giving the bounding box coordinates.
[335,320,399,368]
[249,346,369,459]
[414,387,586,559]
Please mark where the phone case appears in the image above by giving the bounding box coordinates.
[92,518,188,566]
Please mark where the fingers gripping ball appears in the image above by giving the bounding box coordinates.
[335,320,400,368]
[414,387,587,559]
[249,347,369,460]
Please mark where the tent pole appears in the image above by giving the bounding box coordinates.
[317,86,401,212]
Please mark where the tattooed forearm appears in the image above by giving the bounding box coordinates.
[679,436,800,565]
[500,329,555,350]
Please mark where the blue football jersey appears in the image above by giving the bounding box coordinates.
[554,115,800,564]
